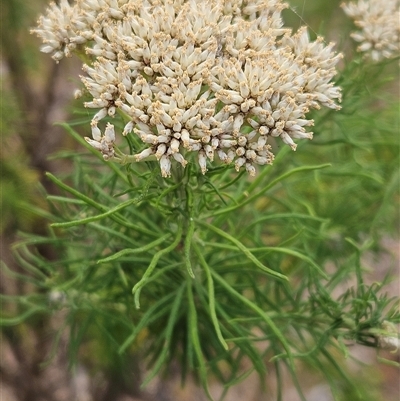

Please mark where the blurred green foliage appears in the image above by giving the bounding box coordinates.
[1,1,399,401]
[0,0,49,234]
[0,85,43,233]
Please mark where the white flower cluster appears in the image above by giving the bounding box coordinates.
[32,0,342,177]
[342,0,400,62]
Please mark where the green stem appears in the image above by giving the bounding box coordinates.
[184,185,196,278]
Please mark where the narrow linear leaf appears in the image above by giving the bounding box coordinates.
[377,357,400,368]
[46,172,108,210]
[321,348,361,397]
[10,246,48,280]
[51,195,147,228]
[98,233,170,263]
[1,261,45,287]
[194,242,228,350]
[46,172,156,236]
[252,247,328,279]
[187,282,212,400]
[47,195,87,205]
[208,164,331,218]
[238,213,329,239]
[211,271,294,369]
[132,222,183,308]
[196,220,288,282]
[0,307,48,326]
[156,182,181,210]
[142,284,186,387]
[223,368,254,389]
[118,292,176,354]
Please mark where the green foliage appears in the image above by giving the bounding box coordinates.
[2,53,399,399]
[0,0,54,233]
[0,84,44,233]
[1,2,399,400]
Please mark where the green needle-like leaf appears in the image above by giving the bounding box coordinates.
[196,220,288,282]
[194,242,229,350]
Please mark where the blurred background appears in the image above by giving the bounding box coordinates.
[1,0,399,400]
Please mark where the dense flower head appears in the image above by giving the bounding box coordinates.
[342,0,400,62]
[32,0,342,177]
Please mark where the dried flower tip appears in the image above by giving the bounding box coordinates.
[91,123,101,141]
[134,148,155,162]
[160,155,172,177]
[173,152,188,167]
[74,89,83,99]
[104,123,115,143]
[85,137,102,151]
[198,150,208,174]
[122,121,134,136]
